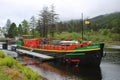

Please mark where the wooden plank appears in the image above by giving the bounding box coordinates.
[16,49,54,59]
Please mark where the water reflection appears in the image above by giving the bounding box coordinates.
[52,63,102,80]
[28,62,102,80]
[103,48,120,64]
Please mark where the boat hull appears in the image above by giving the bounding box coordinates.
[57,50,103,66]
[17,43,104,66]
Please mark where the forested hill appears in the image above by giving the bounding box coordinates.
[90,12,120,32]
[59,12,120,34]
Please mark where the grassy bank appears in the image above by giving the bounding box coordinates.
[0,51,42,80]
[51,31,120,47]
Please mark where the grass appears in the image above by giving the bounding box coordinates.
[0,51,6,58]
[0,51,42,80]
[0,37,6,40]
[50,31,120,47]
[0,66,27,80]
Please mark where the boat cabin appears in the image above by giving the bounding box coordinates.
[59,41,79,46]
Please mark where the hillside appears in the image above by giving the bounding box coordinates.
[58,12,120,33]
[55,12,120,44]
[90,12,120,32]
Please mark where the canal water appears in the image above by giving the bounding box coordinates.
[27,47,120,80]
[1,45,120,80]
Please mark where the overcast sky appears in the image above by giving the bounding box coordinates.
[0,0,120,27]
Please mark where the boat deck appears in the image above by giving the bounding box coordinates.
[16,49,54,59]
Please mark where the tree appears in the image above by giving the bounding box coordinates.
[39,6,50,38]
[18,24,23,36]
[6,19,11,33]
[3,19,11,37]
[57,21,64,33]
[8,23,17,38]
[38,5,58,38]
[22,20,30,34]
[58,19,82,33]
[30,16,36,37]
[36,20,42,36]
[49,5,59,37]
[111,19,120,34]
[1,27,7,37]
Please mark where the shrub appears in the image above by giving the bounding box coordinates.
[0,57,17,67]
[0,51,6,58]
[0,74,9,80]
[0,52,42,80]
[22,67,41,80]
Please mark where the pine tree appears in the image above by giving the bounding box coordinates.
[8,23,17,38]
[22,20,30,34]
[18,24,23,36]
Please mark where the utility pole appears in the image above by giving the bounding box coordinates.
[81,13,84,40]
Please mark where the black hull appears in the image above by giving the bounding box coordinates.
[35,50,102,66]
[17,43,104,66]
[59,50,102,67]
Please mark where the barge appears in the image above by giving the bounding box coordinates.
[16,37,104,66]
